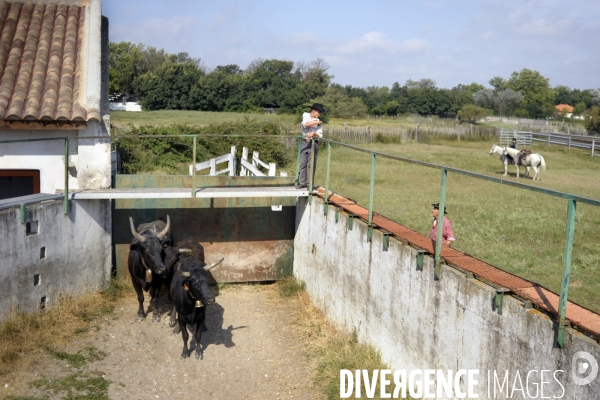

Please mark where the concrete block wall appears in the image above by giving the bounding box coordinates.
[0,200,112,320]
[294,196,600,399]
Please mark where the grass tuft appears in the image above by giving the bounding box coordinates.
[0,279,129,378]
[277,275,306,297]
[28,371,110,399]
[274,277,411,399]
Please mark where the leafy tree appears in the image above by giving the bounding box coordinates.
[134,60,204,110]
[457,104,489,123]
[473,88,523,116]
[242,59,304,111]
[312,86,368,118]
[192,64,245,111]
[108,42,145,96]
[506,69,554,118]
[574,102,587,116]
[489,76,506,91]
[591,89,600,105]
[448,83,486,116]
[584,106,600,135]
[405,78,437,90]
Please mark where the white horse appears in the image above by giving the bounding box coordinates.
[489,144,546,181]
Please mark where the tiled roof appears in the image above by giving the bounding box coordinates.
[0,1,99,123]
[555,104,574,113]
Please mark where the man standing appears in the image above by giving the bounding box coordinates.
[297,103,326,189]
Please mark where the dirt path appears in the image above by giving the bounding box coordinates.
[3,284,324,399]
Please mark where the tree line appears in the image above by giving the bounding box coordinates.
[109,41,600,130]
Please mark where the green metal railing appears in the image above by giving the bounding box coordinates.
[3,132,598,347]
[1,133,302,215]
[307,137,600,347]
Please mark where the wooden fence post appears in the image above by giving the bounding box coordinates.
[240,147,248,176]
[229,146,236,176]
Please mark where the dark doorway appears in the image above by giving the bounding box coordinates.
[0,170,40,200]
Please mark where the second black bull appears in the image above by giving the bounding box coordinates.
[170,248,223,359]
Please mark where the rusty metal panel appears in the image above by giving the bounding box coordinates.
[112,175,296,283]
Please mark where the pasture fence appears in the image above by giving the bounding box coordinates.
[280,122,498,144]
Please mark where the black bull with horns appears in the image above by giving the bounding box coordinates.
[128,215,172,322]
[170,251,224,360]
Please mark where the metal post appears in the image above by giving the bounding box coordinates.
[324,142,332,215]
[192,136,197,198]
[295,137,302,186]
[592,140,595,157]
[64,138,69,214]
[557,199,576,347]
[367,152,376,241]
[434,168,447,279]
[568,136,571,151]
[308,138,315,204]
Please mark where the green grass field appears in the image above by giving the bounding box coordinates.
[111,110,600,313]
[309,139,600,313]
[110,110,298,127]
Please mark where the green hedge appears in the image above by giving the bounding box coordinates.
[114,119,295,174]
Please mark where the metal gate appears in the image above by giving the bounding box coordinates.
[112,174,297,283]
[499,129,532,147]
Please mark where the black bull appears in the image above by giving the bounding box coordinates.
[170,253,223,360]
[128,215,172,322]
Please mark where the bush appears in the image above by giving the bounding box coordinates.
[457,104,489,124]
[114,118,294,174]
[584,106,600,135]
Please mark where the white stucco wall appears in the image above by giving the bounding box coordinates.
[294,196,600,399]
[0,123,110,193]
[0,199,112,320]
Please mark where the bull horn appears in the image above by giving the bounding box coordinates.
[156,215,170,239]
[178,270,191,277]
[129,217,147,243]
[204,258,224,271]
[179,248,192,253]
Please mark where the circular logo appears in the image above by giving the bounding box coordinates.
[571,351,598,386]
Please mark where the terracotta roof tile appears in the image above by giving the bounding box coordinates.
[0,1,96,124]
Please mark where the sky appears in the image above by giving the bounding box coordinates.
[103,0,600,90]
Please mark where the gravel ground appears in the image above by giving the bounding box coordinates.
[2,284,324,400]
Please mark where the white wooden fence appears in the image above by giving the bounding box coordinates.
[189,146,237,176]
[188,146,277,176]
[239,147,276,177]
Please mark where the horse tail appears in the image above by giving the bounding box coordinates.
[539,155,546,171]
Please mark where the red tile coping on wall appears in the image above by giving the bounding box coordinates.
[0,1,98,124]
[315,188,600,340]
